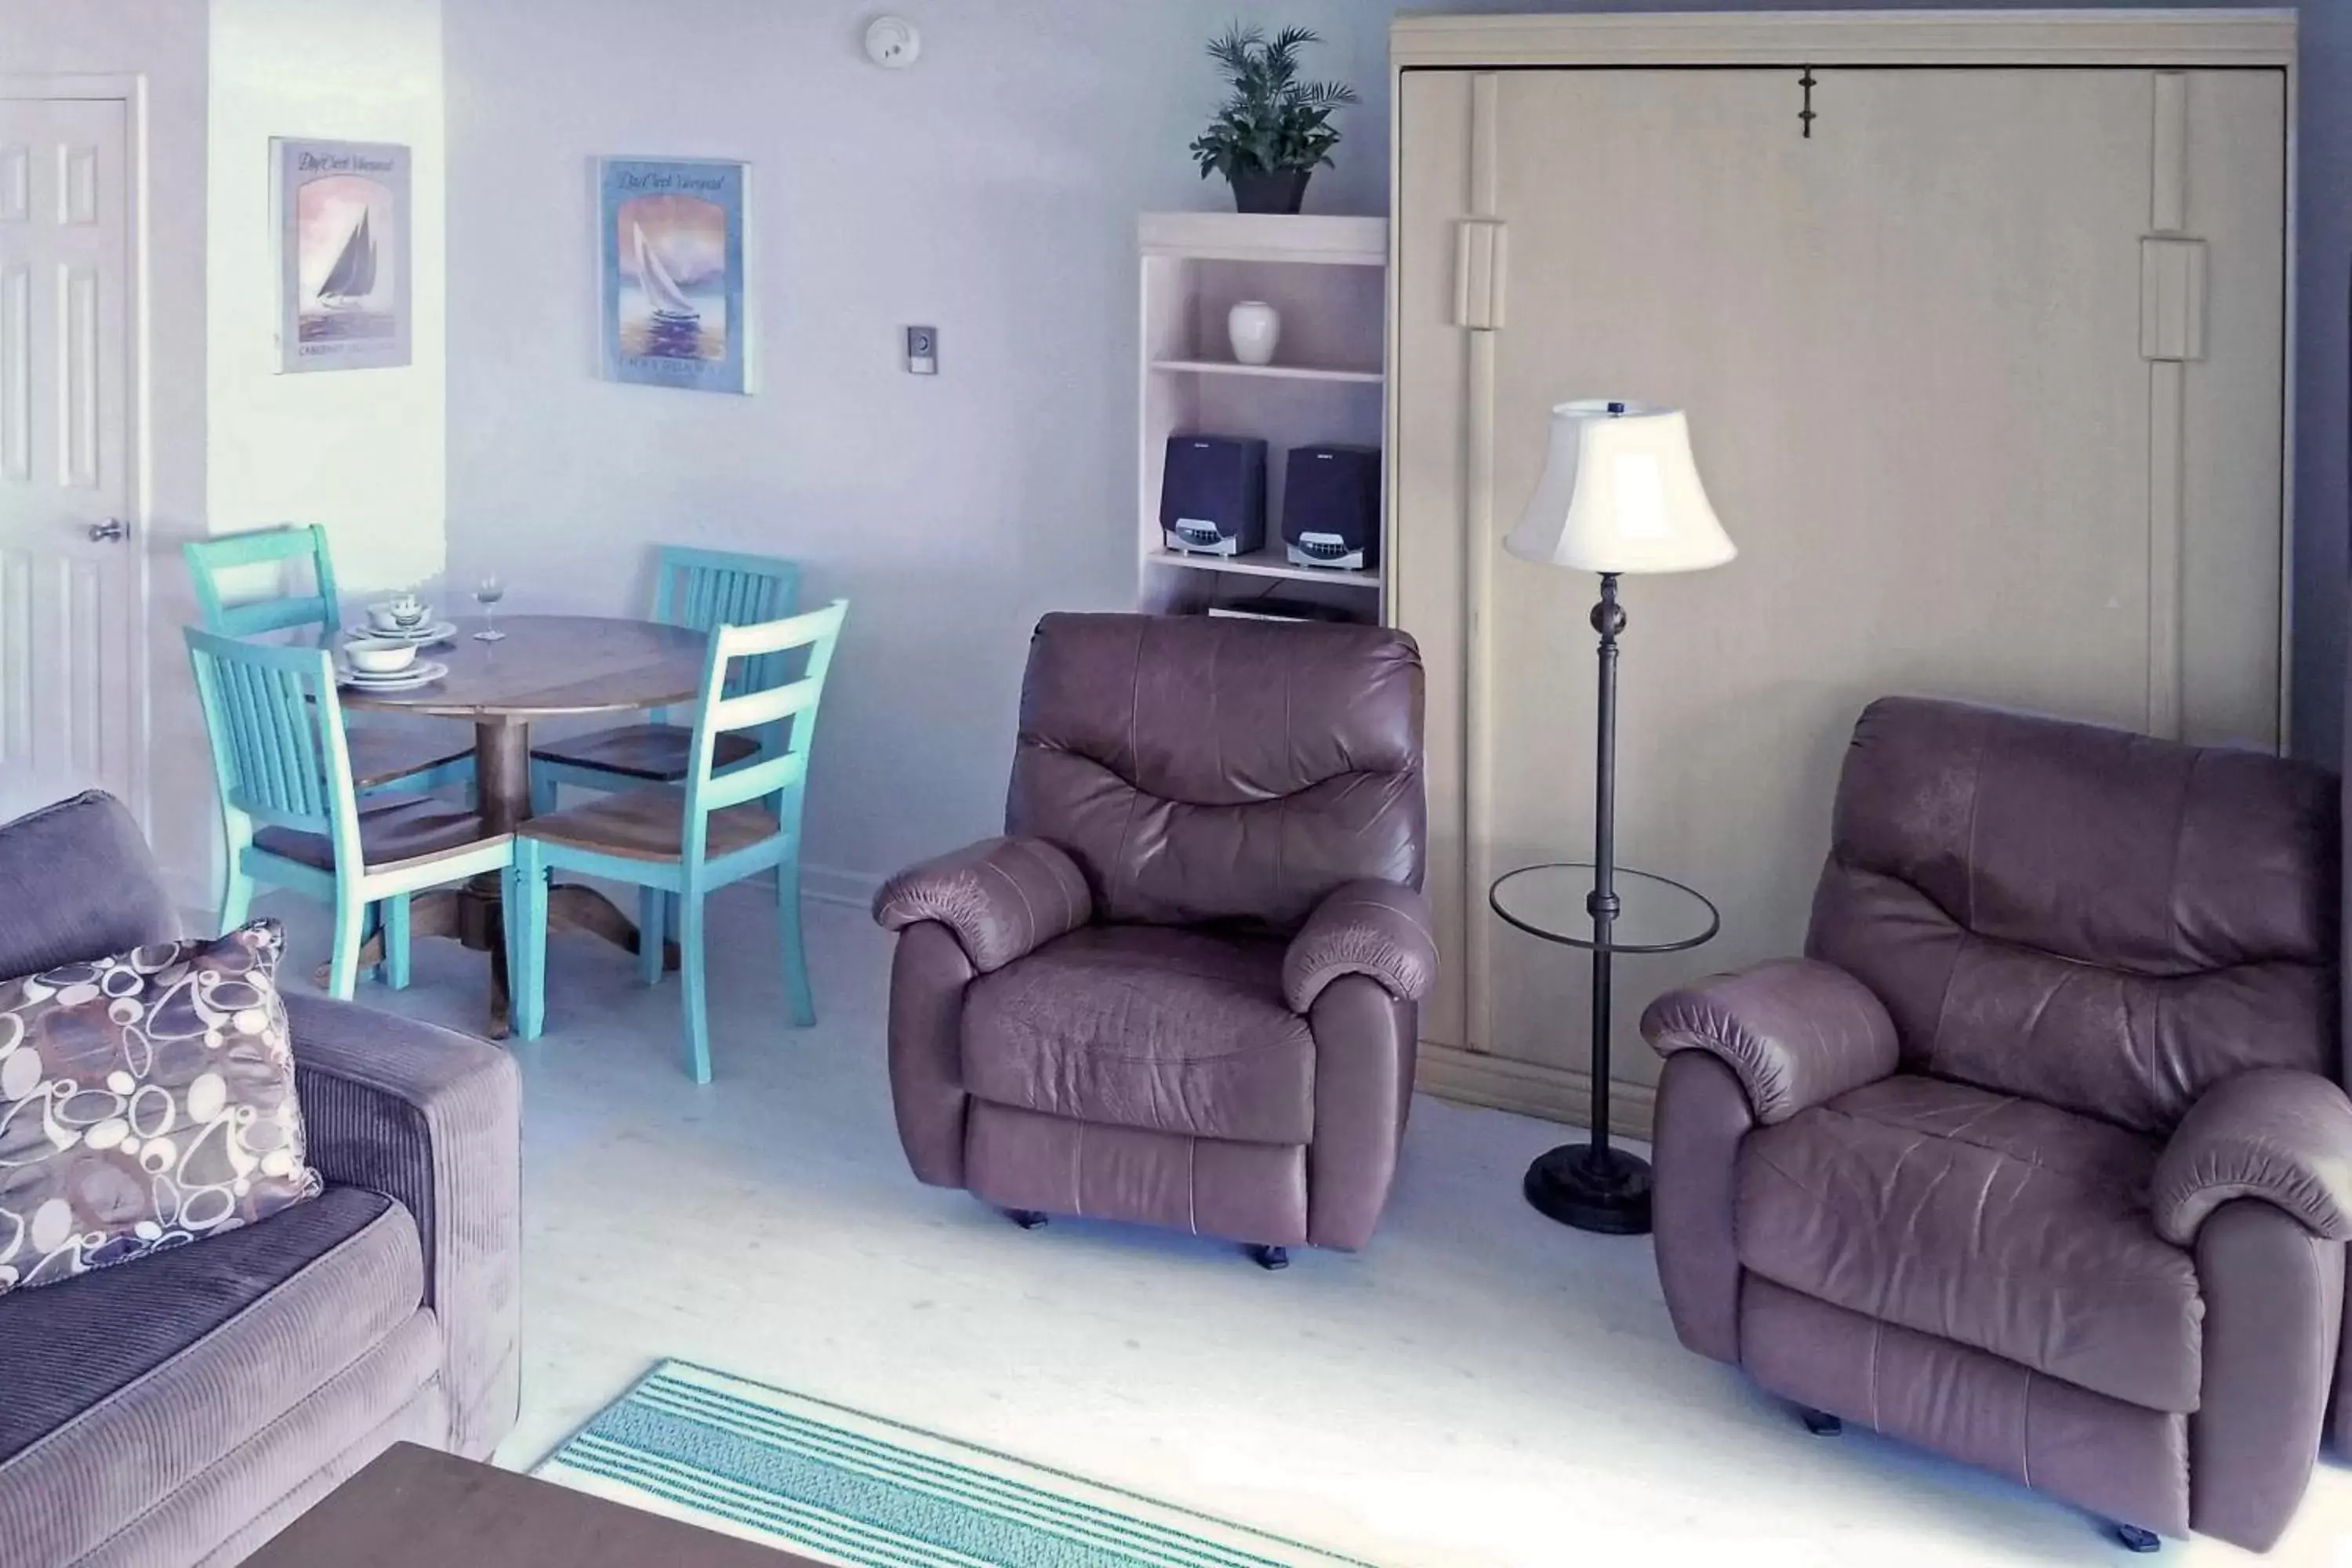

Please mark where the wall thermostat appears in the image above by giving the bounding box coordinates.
[865,16,921,69]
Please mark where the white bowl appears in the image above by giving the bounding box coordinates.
[368,601,429,632]
[346,639,419,675]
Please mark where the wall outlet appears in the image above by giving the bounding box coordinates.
[905,325,938,375]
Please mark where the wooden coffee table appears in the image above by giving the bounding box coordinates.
[245,1443,815,1566]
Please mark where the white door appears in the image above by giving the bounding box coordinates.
[0,94,143,826]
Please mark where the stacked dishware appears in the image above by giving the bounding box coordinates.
[339,591,453,690]
[348,590,458,648]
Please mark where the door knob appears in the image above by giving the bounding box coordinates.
[86,519,128,543]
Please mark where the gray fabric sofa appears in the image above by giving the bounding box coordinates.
[0,793,521,1567]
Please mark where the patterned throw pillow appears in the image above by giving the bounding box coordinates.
[0,920,321,1294]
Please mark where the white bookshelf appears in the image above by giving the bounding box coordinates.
[1149,358,1385,385]
[1137,212,1388,622]
[1145,548,1380,586]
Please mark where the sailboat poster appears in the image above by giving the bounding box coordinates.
[598,158,752,394]
[273,139,412,373]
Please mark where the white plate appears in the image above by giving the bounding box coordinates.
[346,619,456,647]
[338,659,448,691]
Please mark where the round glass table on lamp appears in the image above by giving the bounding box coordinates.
[1490,864,1719,1233]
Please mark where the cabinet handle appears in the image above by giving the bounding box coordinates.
[1454,220,1508,332]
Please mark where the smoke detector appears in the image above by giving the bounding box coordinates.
[865,16,921,69]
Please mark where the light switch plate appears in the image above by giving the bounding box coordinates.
[906,325,938,375]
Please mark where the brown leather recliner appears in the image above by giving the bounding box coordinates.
[1640,695,2352,1553]
[873,613,1434,1267]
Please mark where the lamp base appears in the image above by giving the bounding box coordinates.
[1523,1143,1653,1235]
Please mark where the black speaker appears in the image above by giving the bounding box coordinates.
[1160,435,1267,557]
[1282,444,1381,571]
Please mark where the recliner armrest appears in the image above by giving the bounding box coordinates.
[872,836,1092,974]
[1639,958,1898,1125]
[2151,1067,2352,1245]
[1283,879,1437,1012]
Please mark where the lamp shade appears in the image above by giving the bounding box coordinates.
[1504,400,1735,575]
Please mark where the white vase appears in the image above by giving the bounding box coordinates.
[1227,300,1282,367]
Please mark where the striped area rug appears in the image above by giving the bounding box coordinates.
[535,1360,1375,1567]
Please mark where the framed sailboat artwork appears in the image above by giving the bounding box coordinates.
[597,158,753,394]
[272,139,412,373]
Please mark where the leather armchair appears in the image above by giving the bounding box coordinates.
[1640,697,2345,1553]
[874,612,1432,1265]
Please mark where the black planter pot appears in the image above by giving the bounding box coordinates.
[1229,169,1311,216]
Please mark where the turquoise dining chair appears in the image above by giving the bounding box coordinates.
[528,545,801,812]
[186,628,513,1000]
[506,601,847,1082]
[183,526,474,800]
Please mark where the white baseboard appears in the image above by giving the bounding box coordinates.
[162,868,217,935]
[800,863,884,911]
[1416,1042,1655,1139]
[169,862,884,933]
[782,879,1646,1137]
[180,839,1640,1139]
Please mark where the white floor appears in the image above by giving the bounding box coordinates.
[257,884,2352,1568]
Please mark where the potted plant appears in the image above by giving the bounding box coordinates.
[1189,24,1359,216]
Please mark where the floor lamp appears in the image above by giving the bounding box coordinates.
[1504,400,1736,1233]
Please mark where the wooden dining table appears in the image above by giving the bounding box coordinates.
[334,613,709,1036]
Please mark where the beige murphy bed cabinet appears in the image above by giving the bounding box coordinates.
[1387,12,2294,1131]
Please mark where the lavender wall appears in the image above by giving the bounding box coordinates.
[441,1,2341,899]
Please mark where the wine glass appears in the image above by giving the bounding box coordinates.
[472,574,507,642]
